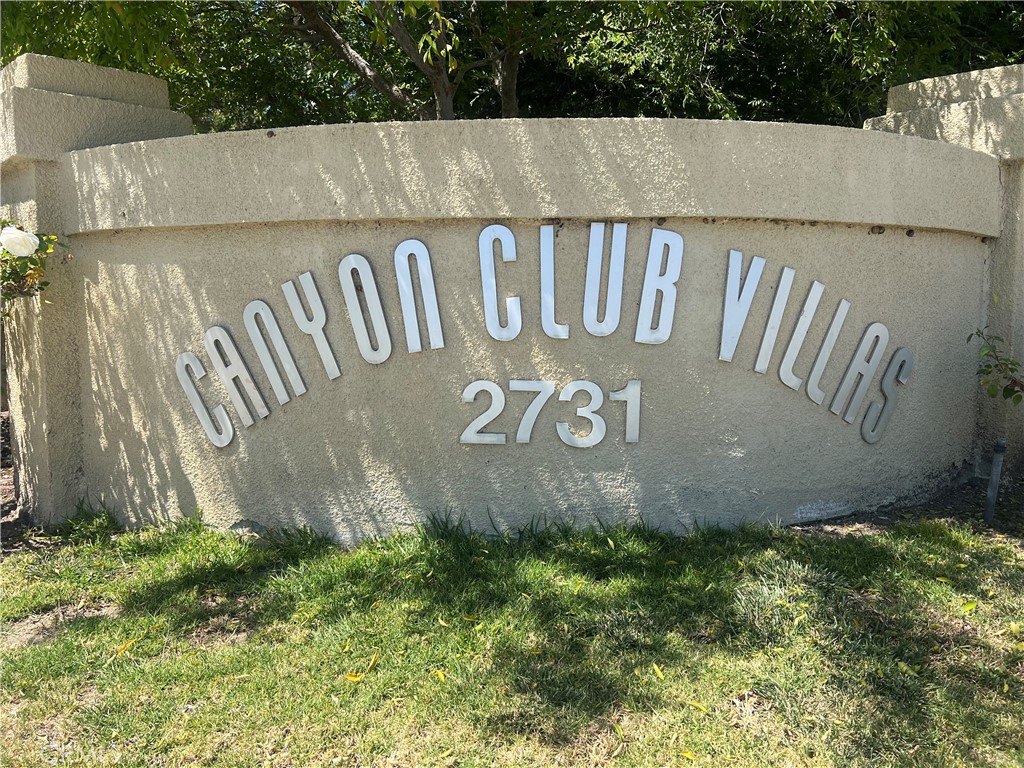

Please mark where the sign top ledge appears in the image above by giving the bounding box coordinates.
[886,64,1024,113]
[0,52,170,110]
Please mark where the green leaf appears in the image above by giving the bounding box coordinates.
[897,660,918,676]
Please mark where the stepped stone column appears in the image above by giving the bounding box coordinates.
[864,64,1024,473]
[0,53,192,525]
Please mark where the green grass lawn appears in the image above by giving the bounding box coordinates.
[1,506,1023,768]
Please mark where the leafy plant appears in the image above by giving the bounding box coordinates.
[3,2,1022,129]
[1,218,59,317]
[968,326,1023,405]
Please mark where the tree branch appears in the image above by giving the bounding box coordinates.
[371,0,440,81]
[370,1,455,118]
[452,56,493,88]
[284,1,432,119]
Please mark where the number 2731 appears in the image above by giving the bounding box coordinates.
[460,379,641,447]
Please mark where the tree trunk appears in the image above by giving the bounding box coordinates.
[435,86,456,120]
[494,0,527,118]
[495,48,520,118]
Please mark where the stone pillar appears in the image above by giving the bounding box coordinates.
[864,64,1024,473]
[0,54,192,525]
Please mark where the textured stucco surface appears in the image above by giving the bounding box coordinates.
[979,160,1024,472]
[885,64,1024,112]
[1,54,191,168]
[865,64,1024,161]
[0,53,171,110]
[864,63,1024,473]
[60,118,1001,237]
[0,54,192,524]
[2,54,1018,535]
[0,86,193,165]
[5,268,84,527]
[863,94,1024,161]
[65,217,988,542]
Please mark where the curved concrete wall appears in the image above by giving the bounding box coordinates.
[1,56,1019,540]
[60,118,998,234]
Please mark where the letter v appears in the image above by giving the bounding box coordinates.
[719,249,766,362]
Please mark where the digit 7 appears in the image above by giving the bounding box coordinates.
[509,380,556,443]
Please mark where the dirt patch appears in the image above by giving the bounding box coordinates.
[0,601,120,652]
[726,689,779,742]
[188,612,256,647]
[568,712,635,767]
[1,410,20,541]
[0,409,50,558]
[795,475,1024,539]
[0,514,57,557]
[1,410,64,557]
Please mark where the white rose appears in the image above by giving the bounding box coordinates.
[1,226,40,258]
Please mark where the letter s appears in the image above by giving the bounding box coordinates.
[861,347,913,444]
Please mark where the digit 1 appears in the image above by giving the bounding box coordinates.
[609,380,641,443]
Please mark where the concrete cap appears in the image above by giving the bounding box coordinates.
[887,64,1024,113]
[864,94,1024,162]
[61,117,1002,237]
[0,53,170,109]
[0,54,192,166]
[1,86,193,165]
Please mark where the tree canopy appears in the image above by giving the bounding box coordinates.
[2,1,1021,132]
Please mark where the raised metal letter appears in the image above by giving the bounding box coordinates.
[394,239,444,353]
[861,347,913,444]
[339,253,392,365]
[806,298,851,405]
[719,250,765,363]
[754,266,795,374]
[204,326,270,427]
[779,281,825,391]
[479,224,522,342]
[635,228,684,345]
[830,322,890,424]
[282,272,341,380]
[243,300,306,405]
[540,225,569,340]
[583,222,627,337]
[175,351,234,448]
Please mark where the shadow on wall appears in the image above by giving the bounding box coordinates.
[56,117,991,539]
[887,64,1022,112]
[6,252,86,526]
[867,85,1022,160]
[74,232,706,541]
[7,296,48,517]
[64,119,718,230]
[76,257,197,526]
[64,120,719,539]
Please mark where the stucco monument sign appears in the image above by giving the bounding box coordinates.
[1,55,1021,543]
